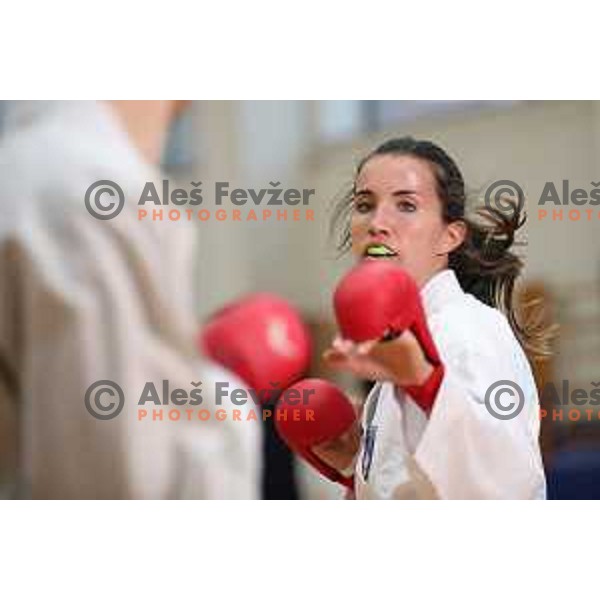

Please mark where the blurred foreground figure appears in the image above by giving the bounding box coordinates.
[0,101,261,499]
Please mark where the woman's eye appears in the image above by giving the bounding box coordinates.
[354,200,372,214]
[397,200,416,212]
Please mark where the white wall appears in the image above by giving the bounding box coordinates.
[188,100,315,319]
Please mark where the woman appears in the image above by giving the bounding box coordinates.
[322,137,551,499]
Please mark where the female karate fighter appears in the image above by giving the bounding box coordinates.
[277,136,551,499]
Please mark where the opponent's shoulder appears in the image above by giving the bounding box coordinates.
[0,122,97,233]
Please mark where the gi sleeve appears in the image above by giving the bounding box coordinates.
[411,312,546,500]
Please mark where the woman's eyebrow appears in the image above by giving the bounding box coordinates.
[354,187,372,196]
[391,188,418,197]
[354,187,418,196]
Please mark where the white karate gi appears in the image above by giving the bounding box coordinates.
[0,101,261,499]
[354,269,546,500]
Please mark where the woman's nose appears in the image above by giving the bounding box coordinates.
[368,204,393,236]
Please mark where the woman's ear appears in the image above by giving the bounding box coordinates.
[436,220,467,256]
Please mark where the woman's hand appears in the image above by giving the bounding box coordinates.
[323,330,434,387]
[311,422,362,475]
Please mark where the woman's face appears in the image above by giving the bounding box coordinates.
[350,154,464,288]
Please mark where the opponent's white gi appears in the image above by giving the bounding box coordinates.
[0,101,261,499]
[354,268,546,499]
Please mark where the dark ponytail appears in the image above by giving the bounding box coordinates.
[330,136,555,358]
